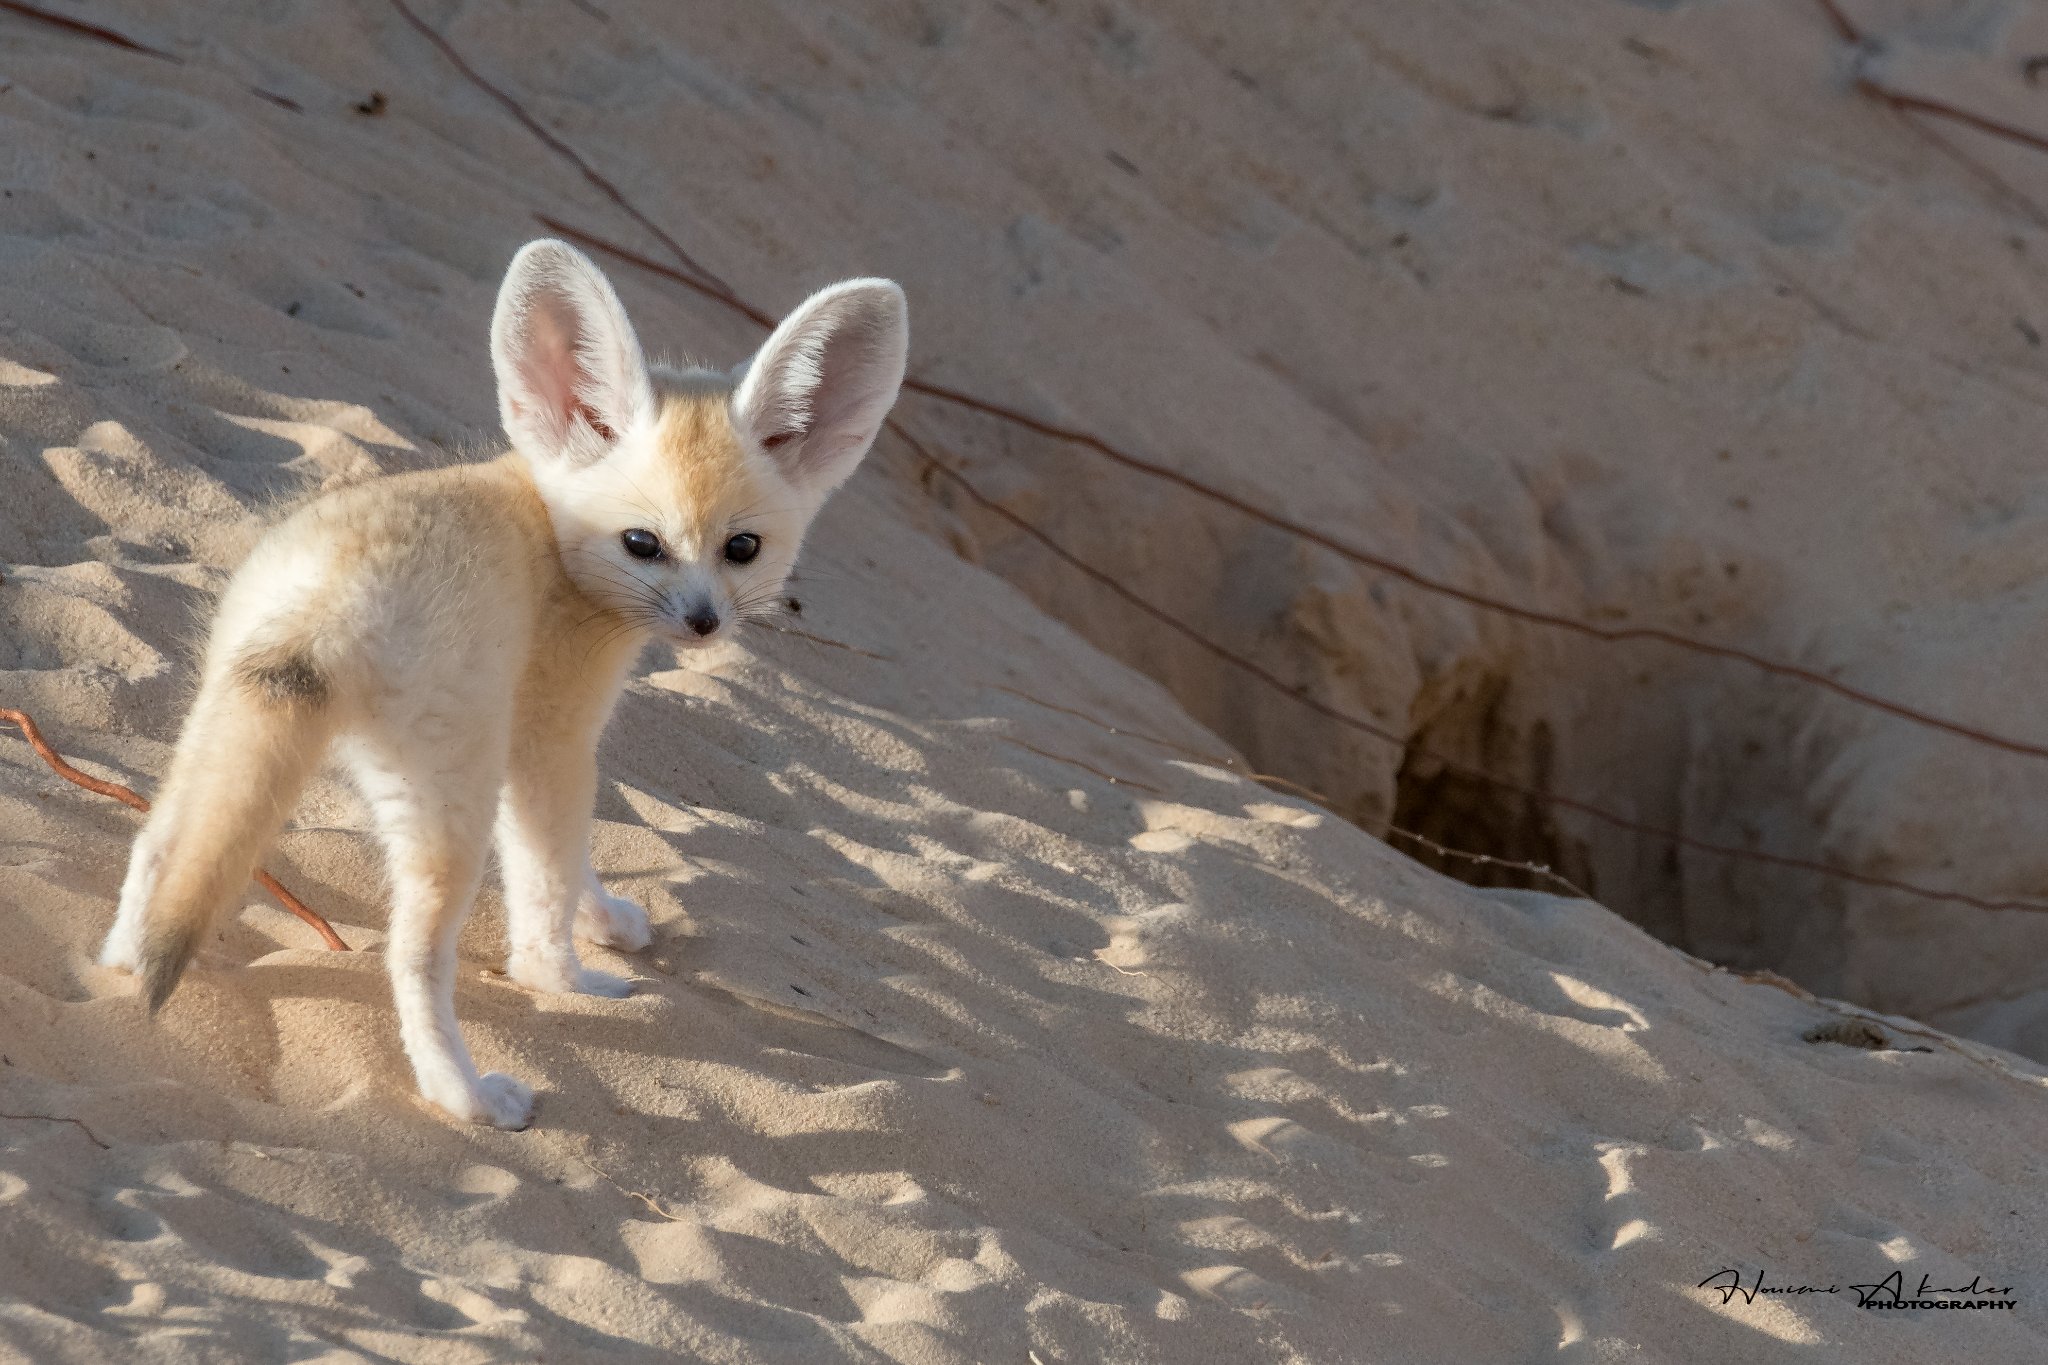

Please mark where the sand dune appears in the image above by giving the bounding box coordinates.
[1,2,2044,1360]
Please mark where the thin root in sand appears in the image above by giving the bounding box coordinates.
[0,707,348,952]
[578,1154,688,1222]
[0,1110,109,1149]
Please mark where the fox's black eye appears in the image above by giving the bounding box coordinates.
[621,528,662,560]
[724,532,761,565]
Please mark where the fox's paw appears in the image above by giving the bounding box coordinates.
[507,948,635,999]
[98,939,141,975]
[427,1072,534,1130]
[577,887,652,952]
[98,914,145,975]
[566,965,635,998]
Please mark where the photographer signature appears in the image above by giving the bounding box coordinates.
[1698,1267,2018,1310]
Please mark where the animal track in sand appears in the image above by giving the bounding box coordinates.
[448,1162,522,1211]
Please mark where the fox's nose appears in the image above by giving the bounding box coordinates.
[683,608,720,637]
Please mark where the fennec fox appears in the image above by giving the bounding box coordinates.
[99,240,909,1128]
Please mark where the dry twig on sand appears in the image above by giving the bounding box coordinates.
[0,708,347,951]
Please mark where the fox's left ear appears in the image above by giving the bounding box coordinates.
[731,278,908,497]
[492,239,654,469]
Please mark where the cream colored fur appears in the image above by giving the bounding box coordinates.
[99,241,909,1128]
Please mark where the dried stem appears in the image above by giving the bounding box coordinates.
[1381,825,1594,902]
[388,2,728,297]
[0,709,347,951]
[0,0,176,61]
[579,1154,687,1221]
[0,2,300,110]
[0,1110,109,1149]
[1003,737,1163,796]
[762,624,890,661]
[1812,0,1862,44]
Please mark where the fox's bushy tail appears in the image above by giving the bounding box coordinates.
[109,644,338,1011]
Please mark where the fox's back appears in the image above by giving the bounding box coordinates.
[205,455,561,708]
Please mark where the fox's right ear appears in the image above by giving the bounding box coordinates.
[491,239,653,469]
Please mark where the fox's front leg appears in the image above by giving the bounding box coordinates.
[496,741,638,997]
[353,734,532,1130]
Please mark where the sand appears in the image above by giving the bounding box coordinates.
[1,1,2044,1360]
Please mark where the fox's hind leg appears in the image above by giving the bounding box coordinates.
[496,735,638,997]
[348,732,531,1129]
[578,862,652,951]
[101,817,171,975]
[101,648,338,1002]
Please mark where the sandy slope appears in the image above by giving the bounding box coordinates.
[165,0,2048,1046]
[1,2,2045,1360]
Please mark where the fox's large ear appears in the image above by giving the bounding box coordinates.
[731,278,907,496]
[491,239,653,468]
